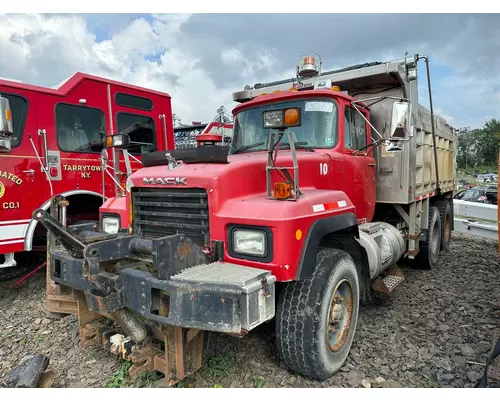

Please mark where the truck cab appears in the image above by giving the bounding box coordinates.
[0,73,174,274]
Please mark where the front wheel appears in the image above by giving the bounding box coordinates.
[275,248,360,380]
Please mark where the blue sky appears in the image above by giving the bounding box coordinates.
[1,13,498,128]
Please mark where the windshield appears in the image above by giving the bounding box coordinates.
[229,98,338,154]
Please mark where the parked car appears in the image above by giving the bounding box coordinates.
[454,186,496,204]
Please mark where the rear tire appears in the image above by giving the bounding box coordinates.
[437,200,452,252]
[416,206,441,269]
[275,248,360,380]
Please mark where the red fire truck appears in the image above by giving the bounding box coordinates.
[0,73,175,279]
[36,52,456,384]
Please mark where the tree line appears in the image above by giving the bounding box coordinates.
[456,118,500,172]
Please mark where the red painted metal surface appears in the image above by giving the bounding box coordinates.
[0,72,174,256]
[104,89,377,282]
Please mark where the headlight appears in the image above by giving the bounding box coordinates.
[102,215,120,234]
[233,229,266,257]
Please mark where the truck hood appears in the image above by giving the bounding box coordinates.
[129,150,334,202]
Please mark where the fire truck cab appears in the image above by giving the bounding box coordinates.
[0,73,174,276]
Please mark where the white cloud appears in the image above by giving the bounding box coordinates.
[0,13,499,130]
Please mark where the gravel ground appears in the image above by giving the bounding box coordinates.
[0,231,499,388]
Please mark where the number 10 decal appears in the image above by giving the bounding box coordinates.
[320,163,328,175]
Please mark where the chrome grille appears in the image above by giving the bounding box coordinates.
[131,187,209,248]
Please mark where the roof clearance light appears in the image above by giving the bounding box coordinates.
[331,86,341,92]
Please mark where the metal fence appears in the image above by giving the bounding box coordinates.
[453,199,498,241]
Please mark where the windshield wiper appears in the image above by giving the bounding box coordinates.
[232,141,266,154]
[278,141,314,151]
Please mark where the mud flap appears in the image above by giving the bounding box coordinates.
[45,195,78,315]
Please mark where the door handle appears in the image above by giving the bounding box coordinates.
[23,169,35,175]
[38,129,49,171]
[368,163,376,167]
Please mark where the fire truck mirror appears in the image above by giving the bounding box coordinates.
[390,101,410,140]
[0,96,14,152]
[100,149,108,169]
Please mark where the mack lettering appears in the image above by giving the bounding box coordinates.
[143,177,187,185]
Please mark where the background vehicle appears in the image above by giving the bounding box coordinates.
[173,106,233,149]
[0,73,175,285]
[37,52,456,385]
[454,186,495,204]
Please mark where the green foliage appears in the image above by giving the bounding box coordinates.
[106,360,133,388]
[456,119,500,170]
[206,355,231,380]
[252,375,265,388]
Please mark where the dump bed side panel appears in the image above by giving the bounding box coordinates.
[414,104,455,198]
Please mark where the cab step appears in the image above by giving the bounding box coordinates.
[371,265,405,293]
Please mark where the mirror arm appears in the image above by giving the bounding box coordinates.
[352,102,384,141]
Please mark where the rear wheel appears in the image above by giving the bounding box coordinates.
[275,248,360,380]
[416,206,441,269]
[437,200,452,251]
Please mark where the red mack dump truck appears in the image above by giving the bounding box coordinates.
[35,53,456,384]
[0,73,175,288]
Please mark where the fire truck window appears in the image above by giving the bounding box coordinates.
[56,103,105,153]
[344,108,367,151]
[116,113,156,155]
[115,93,153,111]
[0,93,28,148]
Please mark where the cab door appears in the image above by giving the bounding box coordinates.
[342,106,376,223]
[0,90,43,253]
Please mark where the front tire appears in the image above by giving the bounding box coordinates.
[275,248,360,380]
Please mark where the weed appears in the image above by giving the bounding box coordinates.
[206,356,231,380]
[253,375,265,388]
[106,360,132,388]
[213,384,224,388]
[134,371,162,388]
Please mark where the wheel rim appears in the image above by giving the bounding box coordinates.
[326,279,354,353]
[445,214,451,243]
[431,218,440,257]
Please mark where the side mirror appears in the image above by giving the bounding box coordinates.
[390,100,410,139]
[100,149,108,169]
[385,140,404,153]
[105,133,130,149]
[0,137,11,153]
[0,96,14,136]
[0,96,14,153]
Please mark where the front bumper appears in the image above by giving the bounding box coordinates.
[48,222,276,335]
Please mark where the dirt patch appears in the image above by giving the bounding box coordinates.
[0,232,499,388]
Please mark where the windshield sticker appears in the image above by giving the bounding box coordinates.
[305,101,333,113]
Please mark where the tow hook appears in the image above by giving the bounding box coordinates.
[261,276,271,297]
